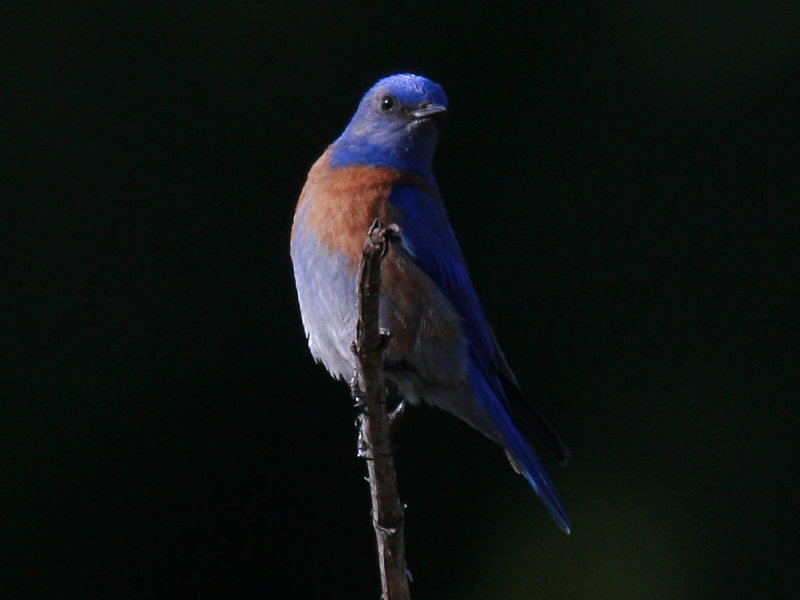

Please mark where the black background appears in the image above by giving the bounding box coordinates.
[7,3,799,598]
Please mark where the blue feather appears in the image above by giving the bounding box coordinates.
[390,185,495,359]
[390,185,571,533]
[469,362,571,533]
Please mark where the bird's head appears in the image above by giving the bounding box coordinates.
[330,73,448,174]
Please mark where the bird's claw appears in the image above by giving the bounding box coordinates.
[389,398,408,429]
[350,374,366,408]
[377,328,392,352]
[355,415,369,458]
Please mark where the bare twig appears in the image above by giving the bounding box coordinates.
[351,219,410,600]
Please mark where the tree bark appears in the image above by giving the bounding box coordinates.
[352,219,410,600]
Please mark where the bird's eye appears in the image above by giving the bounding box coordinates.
[379,95,397,113]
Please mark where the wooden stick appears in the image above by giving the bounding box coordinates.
[352,219,410,600]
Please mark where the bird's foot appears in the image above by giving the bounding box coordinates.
[386,379,408,432]
[389,399,408,430]
[350,373,365,408]
[350,327,392,358]
[377,328,392,352]
[355,414,369,458]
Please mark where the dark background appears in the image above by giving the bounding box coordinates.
[7,2,799,598]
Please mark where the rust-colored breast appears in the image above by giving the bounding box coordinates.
[292,149,416,261]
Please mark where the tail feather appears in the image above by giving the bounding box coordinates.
[498,370,570,466]
[504,421,571,534]
[469,363,571,534]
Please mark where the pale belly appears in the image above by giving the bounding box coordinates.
[291,230,359,382]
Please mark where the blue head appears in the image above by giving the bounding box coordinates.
[329,74,448,175]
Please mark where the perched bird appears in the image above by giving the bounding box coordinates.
[291,74,570,533]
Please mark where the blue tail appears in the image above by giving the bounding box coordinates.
[470,363,571,533]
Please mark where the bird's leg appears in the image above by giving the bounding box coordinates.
[355,414,369,458]
[385,379,408,433]
[350,371,366,409]
[377,328,392,352]
[389,399,408,430]
[351,317,397,457]
[350,371,370,458]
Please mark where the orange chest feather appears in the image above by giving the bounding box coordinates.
[293,151,416,260]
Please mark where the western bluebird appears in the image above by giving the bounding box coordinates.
[291,74,570,533]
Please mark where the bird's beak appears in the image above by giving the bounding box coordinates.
[411,104,447,119]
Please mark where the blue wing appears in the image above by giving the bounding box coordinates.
[390,183,571,533]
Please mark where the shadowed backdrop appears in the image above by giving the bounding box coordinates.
[7,2,799,598]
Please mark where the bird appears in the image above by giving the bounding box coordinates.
[290,73,570,533]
